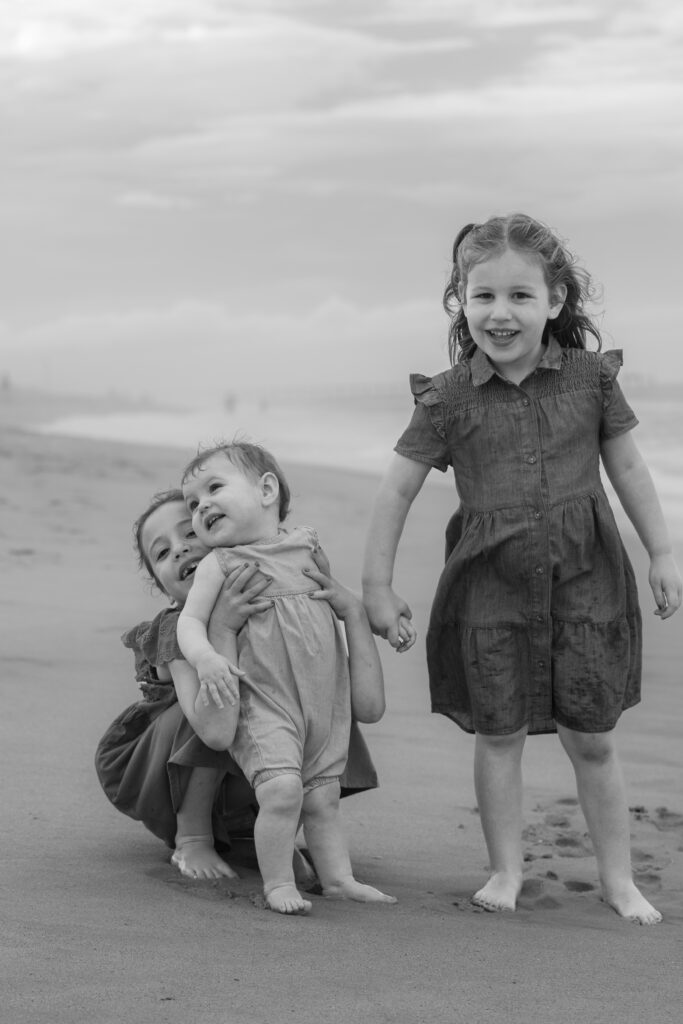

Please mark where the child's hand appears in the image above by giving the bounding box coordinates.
[649,553,682,619]
[363,584,417,652]
[303,547,360,621]
[209,562,273,637]
[196,652,243,709]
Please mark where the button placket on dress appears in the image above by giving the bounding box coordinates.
[507,374,553,722]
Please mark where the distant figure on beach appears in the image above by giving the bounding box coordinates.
[96,489,380,884]
[362,213,682,925]
[177,441,395,914]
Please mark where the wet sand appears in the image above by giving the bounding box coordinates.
[2,392,682,1024]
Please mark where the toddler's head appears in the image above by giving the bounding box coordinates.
[181,441,291,548]
[443,213,601,362]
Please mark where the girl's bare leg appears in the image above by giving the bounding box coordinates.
[472,726,527,911]
[255,774,311,914]
[301,781,396,903]
[558,725,661,925]
[173,767,238,879]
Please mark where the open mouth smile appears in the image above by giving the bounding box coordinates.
[204,513,224,531]
[179,559,199,581]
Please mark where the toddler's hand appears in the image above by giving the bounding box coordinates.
[363,584,416,652]
[209,562,273,637]
[649,553,683,619]
[196,652,243,708]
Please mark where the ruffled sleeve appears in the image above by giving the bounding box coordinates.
[598,350,639,440]
[394,373,451,472]
[121,607,183,684]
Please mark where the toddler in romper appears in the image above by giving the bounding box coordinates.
[177,441,396,914]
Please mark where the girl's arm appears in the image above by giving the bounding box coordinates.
[177,553,241,702]
[362,453,432,650]
[601,431,682,618]
[305,549,385,723]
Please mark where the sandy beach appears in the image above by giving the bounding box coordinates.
[2,391,683,1024]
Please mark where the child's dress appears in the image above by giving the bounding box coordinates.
[213,526,352,790]
[395,340,642,736]
[96,602,376,848]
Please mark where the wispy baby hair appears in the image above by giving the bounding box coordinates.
[133,487,185,583]
[443,212,602,364]
[181,440,291,522]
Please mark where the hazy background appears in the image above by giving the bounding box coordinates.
[1,0,682,413]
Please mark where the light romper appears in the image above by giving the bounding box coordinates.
[216,526,352,790]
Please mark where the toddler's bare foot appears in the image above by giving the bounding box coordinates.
[264,883,312,915]
[171,834,238,880]
[471,871,522,912]
[293,848,318,890]
[602,881,662,925]
[323,878,397,903]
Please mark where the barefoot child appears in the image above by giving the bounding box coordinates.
[362,213,681,924]
[177,442,396,914]
[96,489,380,884]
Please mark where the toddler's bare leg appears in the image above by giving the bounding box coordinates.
[558,725,661,925]
[255,774,311,914]
[173,767,238,879]
[472,726,527,911]
[301,781,396,903]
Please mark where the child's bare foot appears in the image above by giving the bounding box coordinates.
[264,883,312,915]
[471,871,522,912]
[323,878,397,903]
[602,881,662,925]
[171,834,238,880]
[293,848,318,890]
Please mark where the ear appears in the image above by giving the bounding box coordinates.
[259,471,280,508]
[548,282,567,320]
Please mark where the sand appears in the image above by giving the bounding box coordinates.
[2,391,682,1024]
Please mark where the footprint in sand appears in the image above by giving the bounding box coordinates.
[563,879,595,893]
[147,864,255,904]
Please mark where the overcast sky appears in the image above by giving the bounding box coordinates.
[1,0,681,403]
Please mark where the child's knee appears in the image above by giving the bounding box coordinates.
[255,772,303,814]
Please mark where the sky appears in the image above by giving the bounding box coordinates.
[1,0,682,405]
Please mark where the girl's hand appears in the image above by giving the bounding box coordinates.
[195,652,243,708]
[649,553,683,619]
[208,562,273,637]
[363,583,417,652]
[304,547,360,621]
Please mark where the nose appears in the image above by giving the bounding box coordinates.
[172,539,190,559]
[490,298,511,320]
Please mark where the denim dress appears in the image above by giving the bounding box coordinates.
[395,338,642,736]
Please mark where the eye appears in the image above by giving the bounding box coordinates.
[187,499,198,512]
[155,545,169,562]
[208,482,223,493]
[512,291,532,300]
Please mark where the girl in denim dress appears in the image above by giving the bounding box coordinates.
[363,213,681,924]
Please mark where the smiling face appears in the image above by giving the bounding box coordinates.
[139,499,210,606]
[462,248,566,384]
[182,452,279,548]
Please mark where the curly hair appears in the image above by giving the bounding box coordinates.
[443,213,602,364]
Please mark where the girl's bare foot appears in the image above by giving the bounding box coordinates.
[171,834,238,880]
[471,871,522,912]
[264,883,312,915]
[602,881,662,925]
[323,878,397,903]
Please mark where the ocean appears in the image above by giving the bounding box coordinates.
[36,389,683,521]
